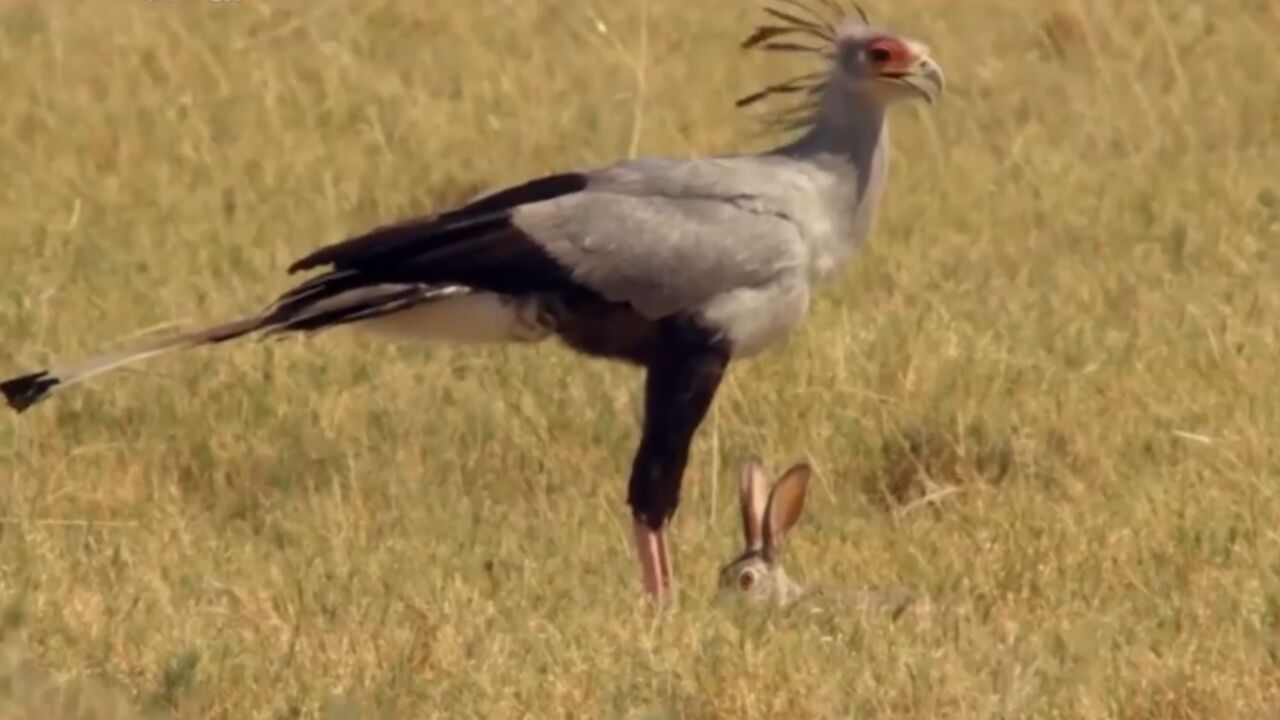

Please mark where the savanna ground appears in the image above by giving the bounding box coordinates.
[0,0,1278,717]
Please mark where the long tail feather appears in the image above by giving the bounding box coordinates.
[0,315,265,413]
[0,283,467,414]
[3,169,589,416]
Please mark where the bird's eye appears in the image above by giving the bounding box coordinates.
[737,568,758,591]
[867,46,893,64]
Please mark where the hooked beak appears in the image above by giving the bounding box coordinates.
[883,47,945,104]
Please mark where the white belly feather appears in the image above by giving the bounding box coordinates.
[356,293,550,344]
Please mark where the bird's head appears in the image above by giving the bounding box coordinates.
[833,23,944,106]
[738,3,945,126]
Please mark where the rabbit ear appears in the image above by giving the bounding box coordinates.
[739,456,770,551]
[762,462,811,556]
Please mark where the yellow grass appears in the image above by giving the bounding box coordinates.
[1,0,1279,717]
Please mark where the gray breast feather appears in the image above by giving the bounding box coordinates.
[514,185,806,319]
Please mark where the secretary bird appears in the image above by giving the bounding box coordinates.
[1,2,943,600]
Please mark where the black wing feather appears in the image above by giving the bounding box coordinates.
[271,172,594,324]
[288,172,588,274]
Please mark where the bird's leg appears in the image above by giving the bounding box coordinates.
[631,518,675,598]
[654,524,673,589]
[632,519,668,597]
[628,321,729,601]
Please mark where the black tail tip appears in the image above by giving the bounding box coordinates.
[1,371,60,413]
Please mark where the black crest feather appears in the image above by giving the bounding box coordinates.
[737,1,875,131]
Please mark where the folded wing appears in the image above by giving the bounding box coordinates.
[285,157,812,321]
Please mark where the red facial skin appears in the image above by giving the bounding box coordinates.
[865,36,918,76]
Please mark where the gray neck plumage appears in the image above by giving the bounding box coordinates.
[775,89,888,174]
[769,88,892,279]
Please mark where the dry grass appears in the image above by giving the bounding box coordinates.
[1,0,1278,717]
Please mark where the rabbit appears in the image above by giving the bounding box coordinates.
[717,456,812,606]
[717,457,917,618]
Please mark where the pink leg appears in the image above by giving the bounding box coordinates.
[632,520,672,599]
[654,525,673,590]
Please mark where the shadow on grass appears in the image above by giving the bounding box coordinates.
[862,419,1017,511]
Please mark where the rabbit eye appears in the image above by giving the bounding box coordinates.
[737,568,758,591]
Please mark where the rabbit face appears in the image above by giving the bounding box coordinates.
[718,458,811,606]
[717,549,804,605]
